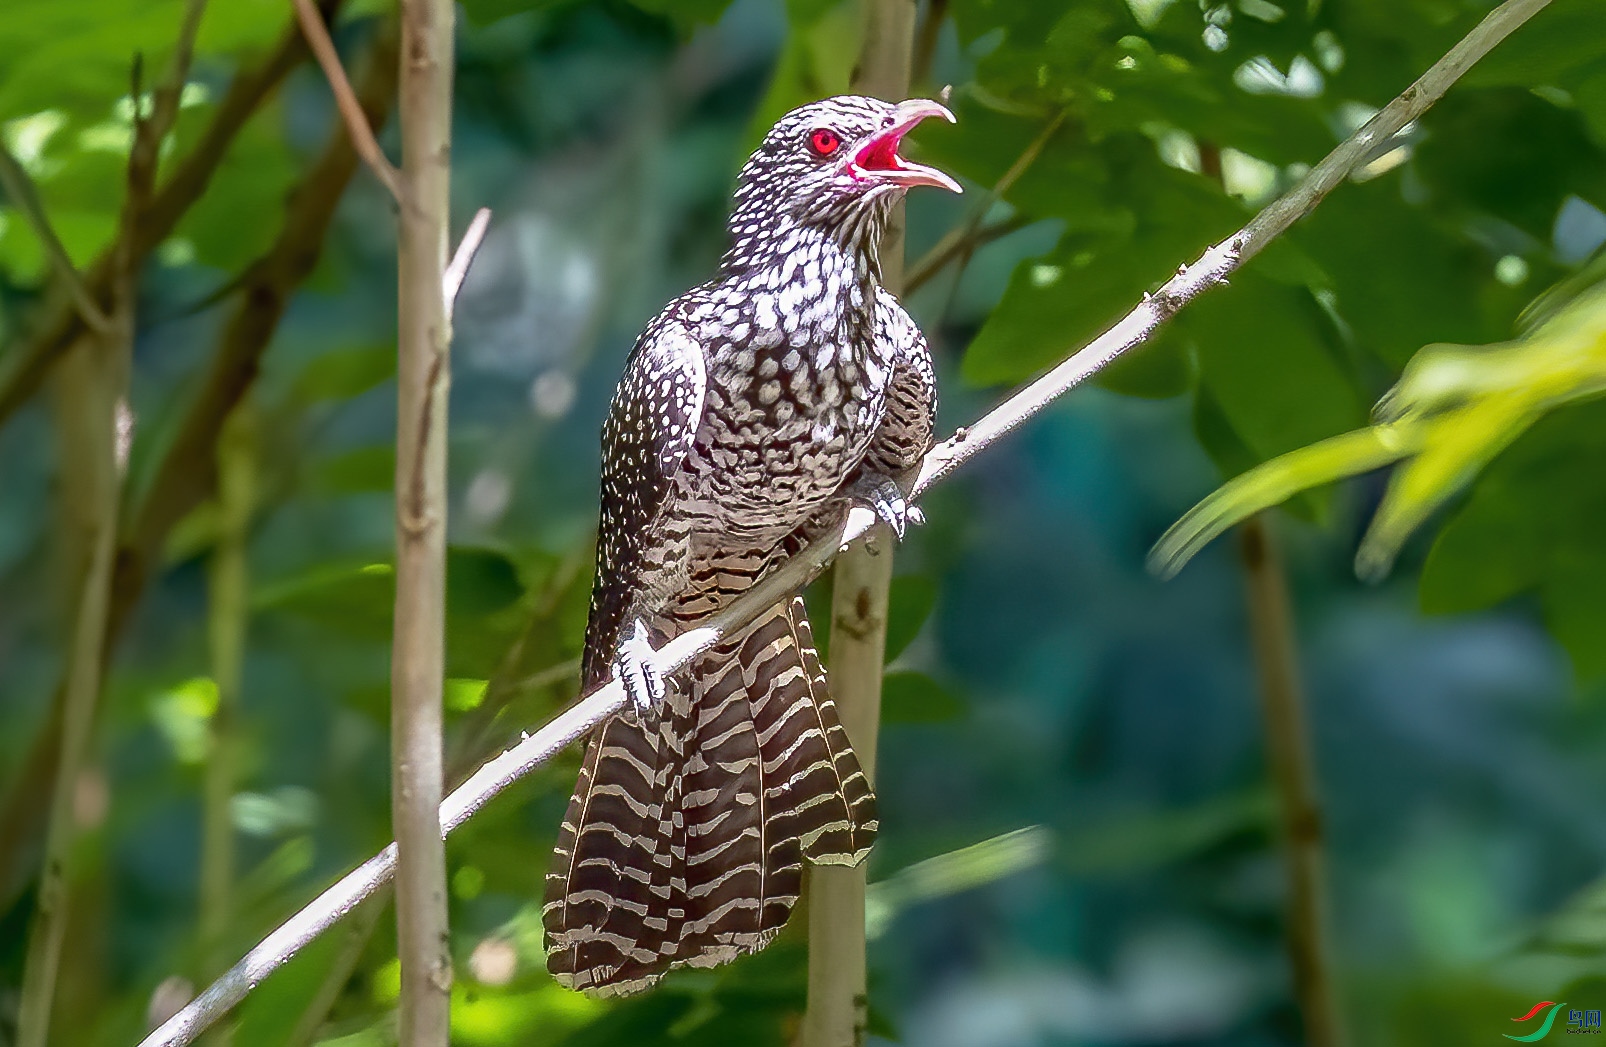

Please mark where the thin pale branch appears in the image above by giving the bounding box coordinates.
[137,1,1555,1043]
[291,0,403,201]
[0,146,111,333]
[444,206,492,317]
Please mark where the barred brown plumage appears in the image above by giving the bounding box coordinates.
[543,94,957,995]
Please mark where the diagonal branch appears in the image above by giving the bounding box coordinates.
[135,1,1555,1043]
[904,213,1025,294]
[0,146,111,333]
[291,0,404,201]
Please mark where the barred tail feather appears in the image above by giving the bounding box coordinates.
[542,713,671,995]
[786,597,878,864]
[543,598,878,995]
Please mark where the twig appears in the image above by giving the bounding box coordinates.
[0,146,111,333]
[1239,518,1344,1047]
[904,214,1024,294]
[136,2,1556,1043]
[391,0,458,1040]
[0,8,329,434]
[291,0,403,201]
[444,207,492,317]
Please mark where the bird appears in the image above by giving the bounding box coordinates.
[543,94,960,996]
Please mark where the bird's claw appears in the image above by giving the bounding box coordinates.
[850,474,920,541]
[615,619,665,724]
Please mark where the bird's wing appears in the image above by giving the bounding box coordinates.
[582,312,707,687]
[864,287,938,477]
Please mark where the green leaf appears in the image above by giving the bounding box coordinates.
[1189,269,1365,464]
[962,149,1240,387]
[1460,0,1606,88]
[1295,179,1505,369]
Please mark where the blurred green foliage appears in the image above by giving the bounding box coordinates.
[3,0,1606,1045]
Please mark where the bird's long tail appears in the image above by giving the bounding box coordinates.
[543,596,876,996]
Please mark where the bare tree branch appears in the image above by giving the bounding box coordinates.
[0,146,111,333]
[136,2,1556,1043]
[444,206,492,317]
[291,0,404,201]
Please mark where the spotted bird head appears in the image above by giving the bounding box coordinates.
[728,95,961,257]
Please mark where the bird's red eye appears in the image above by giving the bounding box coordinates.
[808,128,841,157]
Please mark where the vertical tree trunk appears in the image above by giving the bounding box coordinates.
[392,0,456,1042]
[1239,516,1346,1047]
[800,3,916,1044]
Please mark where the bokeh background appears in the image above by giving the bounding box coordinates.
[3,0,1606,1044]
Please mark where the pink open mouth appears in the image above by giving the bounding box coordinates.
[847,98,962,193]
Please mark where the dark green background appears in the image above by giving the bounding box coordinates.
[3,0,1606,1043]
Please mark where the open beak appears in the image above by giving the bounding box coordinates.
[847,98,962,194]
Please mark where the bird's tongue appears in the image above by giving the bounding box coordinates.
[850,100,962,193]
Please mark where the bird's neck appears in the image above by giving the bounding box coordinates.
[718,206,885,309]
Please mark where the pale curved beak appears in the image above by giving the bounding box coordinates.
[848,98,962,194]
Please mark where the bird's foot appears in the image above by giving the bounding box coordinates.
[615,619,666,725]
[849,473,923,541]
